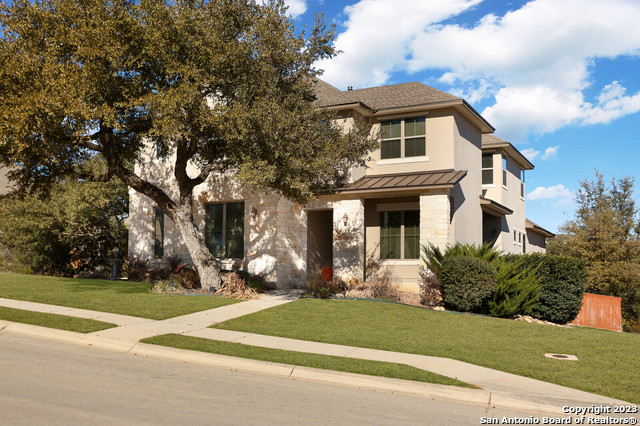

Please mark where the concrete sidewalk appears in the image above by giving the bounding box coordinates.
[0,293,632,414]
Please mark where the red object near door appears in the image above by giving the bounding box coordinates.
[321,268,333,282]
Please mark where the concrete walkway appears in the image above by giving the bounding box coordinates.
[0,294,632,414]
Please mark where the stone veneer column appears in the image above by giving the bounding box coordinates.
[332,199,365,283]
[419,192,450,252]
[274,198,307,288]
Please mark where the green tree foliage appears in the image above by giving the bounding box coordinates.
[548,171,640,329]
[0,0,375,289]
[549,171,640,262]
[0,173,128,275]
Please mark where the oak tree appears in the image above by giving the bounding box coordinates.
[0,0,374,289]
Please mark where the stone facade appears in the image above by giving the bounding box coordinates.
[419,192,451,252]
[331,199,365,283]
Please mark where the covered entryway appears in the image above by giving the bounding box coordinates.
[307,209,333,276]
[480,196,512,248]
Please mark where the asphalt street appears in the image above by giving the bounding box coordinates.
[0,334,542,425]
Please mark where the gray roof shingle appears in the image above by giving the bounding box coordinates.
[314,79,460,111]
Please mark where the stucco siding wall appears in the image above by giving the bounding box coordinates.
[451,112,483,245]
[526,230,547,253]
[364,109,455,176]
[500,155,527,254]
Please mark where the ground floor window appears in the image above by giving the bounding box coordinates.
[154,207,164,258]
[205,202,244,258]
[380,210,419,259]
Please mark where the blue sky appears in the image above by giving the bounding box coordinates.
[286,0,640,233]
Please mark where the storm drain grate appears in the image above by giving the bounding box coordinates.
[544,353,579,361]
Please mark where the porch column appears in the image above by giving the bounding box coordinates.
[332,199,365,283]
[420,192,450,252]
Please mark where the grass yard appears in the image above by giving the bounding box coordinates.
[214,298,640,403]
[0,272,240,320]
[141,333,475,388]
[0,306,116,333]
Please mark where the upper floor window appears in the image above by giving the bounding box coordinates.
[502,156,508,187]
[482,154,493,185]
[520,169,525,199]
[205,202,245,258]
[380,117,425,159]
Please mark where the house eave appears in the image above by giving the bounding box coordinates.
[482,142,535,170]
[480,196,513,216]
[374,100,495,133]
[525,218,556,238]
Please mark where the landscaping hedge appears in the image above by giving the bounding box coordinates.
[508,254,587,324]
[440,256,497,312]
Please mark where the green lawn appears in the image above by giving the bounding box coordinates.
[142,333,474,388]
[0,272,240,320]
[0,306,116,333]
[214,299,640,403]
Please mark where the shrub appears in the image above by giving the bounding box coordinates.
[485,257,541,318]
[308,280,344,298]
[148,255,181,281]
[440,256,497,312]
[344,278,400,301]
[236,270,268,292]
[516,254,587,324]
[150,280,184,293]
[422,243,501,277]
[171,266,201,289]
[125,256,150,282]
[418,266,443,307]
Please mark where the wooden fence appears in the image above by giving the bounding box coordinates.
[571,293,622,332]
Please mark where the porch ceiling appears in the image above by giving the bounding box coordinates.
[336,169,467,195]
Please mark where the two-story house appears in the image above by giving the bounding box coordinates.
[128,79,553,292]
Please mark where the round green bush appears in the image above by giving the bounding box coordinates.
[440,256,497,312]
[511,254,586,324]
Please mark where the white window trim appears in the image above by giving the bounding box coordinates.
[377,155,429,165]
[379,117,426,161]
[380,260,421,266]
[481,153,494,185]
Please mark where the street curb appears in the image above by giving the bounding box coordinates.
[0,320,570,414]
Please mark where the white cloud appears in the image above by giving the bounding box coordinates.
[318,0,640,138]
[284,0,307,18]
[527,184,573,202]
[316,0,482,89]
[520,145,557,162]
[520,148,539,161]
[541,146,558,161]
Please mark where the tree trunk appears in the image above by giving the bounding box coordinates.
[173,205,222,291]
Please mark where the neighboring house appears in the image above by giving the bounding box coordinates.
[128,79,554,291]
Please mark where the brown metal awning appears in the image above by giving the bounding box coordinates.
[480,196,513,216]
[526,218,555,237]
[336,169,467,195]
